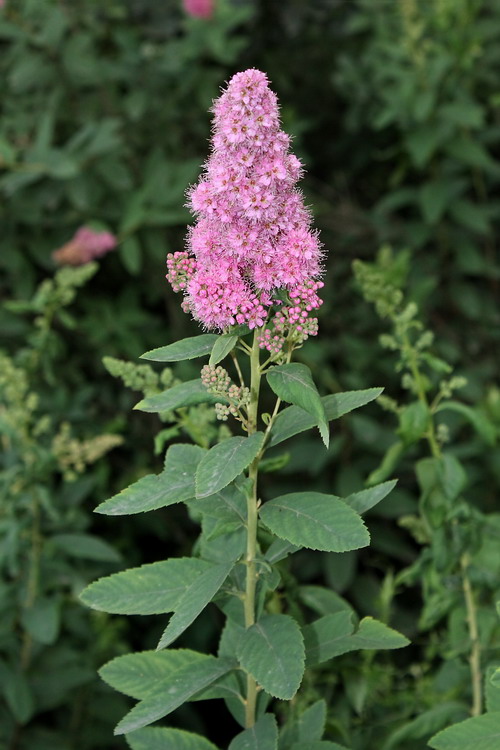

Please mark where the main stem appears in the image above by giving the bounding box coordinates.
[243,330,262,728]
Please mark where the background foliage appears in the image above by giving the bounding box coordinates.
[1,0,499,748]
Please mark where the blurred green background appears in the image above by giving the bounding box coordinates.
[1,1,499,748]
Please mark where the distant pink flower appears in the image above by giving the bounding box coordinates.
[53,227,117,266]
[183,0,214,19]
[0,1,6,9]
[166,68,324,335]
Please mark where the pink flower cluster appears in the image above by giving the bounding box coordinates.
[183,0,214,19]
[53,227,117,266]
[166,68,323,334]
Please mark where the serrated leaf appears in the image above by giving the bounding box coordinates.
[237,614,305,700]
[50,533,121,562]
[209,334,238,366]
[398,401,429,445]
[269,389,382,447]
[126,727,220,750]
[135,379,221,413]
[348,617,409,650]
[157,561,234,649]
[344,480,397,514]
[260,493,369,553]
[229,714,278,750]
[304,614,408,667]
[80,558,210,615]
[96,444,204,515]
[428,712,500,750]
[141,335,218,362]
[192,483,247,523]
[267,364,329,448]
[303,611,355,666]
[195,433,264,498]
[100,649,210,699]
[115,656,235,734]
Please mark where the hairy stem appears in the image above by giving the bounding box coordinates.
[244,330,262,727]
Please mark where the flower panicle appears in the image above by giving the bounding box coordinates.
[166,68,325,340]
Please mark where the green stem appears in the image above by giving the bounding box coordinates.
[461,553,482,716]
[244,330,262,727]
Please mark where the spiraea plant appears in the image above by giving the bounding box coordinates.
[81,70,408,750]
[0,263,124,749]
[354,248,500,749]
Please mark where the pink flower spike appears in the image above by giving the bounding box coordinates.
[52,226,117,266]
[166,68,325,333]
[183,0,214,19]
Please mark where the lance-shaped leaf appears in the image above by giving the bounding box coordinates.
[140,334,218,362]
[209,334,238,366]
[260,493,369,553]
[96,444,204,515]
[269,388,383,448]
[80,558,210,615]
[303,611,355,666]
[196,433,264,498]
[304,614,408,667]
[126,727,220,750]
[428,712,500,750]
[229,714,278,750]
[237,614,305,700]
[157,560,234,649]
[115,656,236,734]
[101,649,208,699]
[135,379,222,413]
[267,364,329,447]
[344,479,397,514]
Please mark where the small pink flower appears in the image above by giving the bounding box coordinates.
[183,0,214,19]
[53,227,117,266]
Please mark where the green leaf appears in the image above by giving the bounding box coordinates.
[445,137,498,173]
[344,480,397,514]
[157,561,234,649]
[449,199,490,235]
[100,649,212,699]
[195,433,264,498]
[436,401,496,445]
[2,669,35,724]
[120,236,142,275]
[279,700,326,748]
[80,558,210,615]
[209,334,238,366]
[303,611,355,666]
[290,743,349,750]
[96,444,204,515]
[236,614,305,700]
[267,363,329,447]
[418,179,457,225]
[141,335,219,362]
[383,703,467,750]
[229,714,278,750]
[260,493,369,553]
[304,614,408,667]
[348,617,409,650]
[398,401,429,445]
[126,727,220,750]
[50,533,121,562]
[367,441,406,485]
[135,380,222,413]
[428,712,500,750]
[269,389,382,447]
[115,656,235,734]
[21,597,60,645]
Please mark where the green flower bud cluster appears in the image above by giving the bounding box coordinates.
[201,364,250,422]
